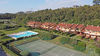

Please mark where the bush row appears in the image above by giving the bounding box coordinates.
[60,37,86,52]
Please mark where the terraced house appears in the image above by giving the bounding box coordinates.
[84,25,100,41]
[27,21,100,41]
[41,22,57,30]
[56,23,73,32]
[27,21,42,28]
[75,24,85,36]
[70,24,78,33]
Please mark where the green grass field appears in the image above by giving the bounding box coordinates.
[0,27,27,34]
[16,40,86,56]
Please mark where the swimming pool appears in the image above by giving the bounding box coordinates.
[8,31,38,39]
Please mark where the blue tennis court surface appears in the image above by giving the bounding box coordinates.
[16,40,86,56]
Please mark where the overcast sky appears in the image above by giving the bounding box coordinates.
[0,0,93,13]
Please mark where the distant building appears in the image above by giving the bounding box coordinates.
[73,5,80,8]
[25,11,33,14]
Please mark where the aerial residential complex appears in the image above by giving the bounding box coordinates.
[27,21,100,41]
[0,0,100,56]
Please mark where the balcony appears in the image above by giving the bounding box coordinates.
[84,31,90,34]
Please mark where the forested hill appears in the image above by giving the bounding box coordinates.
[0,13,16,19]
[12,5,100,26]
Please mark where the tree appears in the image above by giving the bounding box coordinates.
[93,0,100,5]
[96,48,100,55]
[60,37,70,44]
[20,51,29,56]
[74,41,86,51]
[1,5,100,26]
[39,32,53,40]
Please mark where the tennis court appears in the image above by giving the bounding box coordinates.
[16,40,86,56]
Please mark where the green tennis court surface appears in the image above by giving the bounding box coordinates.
[16,40,86,56]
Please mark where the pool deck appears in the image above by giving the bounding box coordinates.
[7,31,38,40]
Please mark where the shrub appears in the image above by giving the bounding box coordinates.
[20,51,30,56]
[39,32,53,40]
[69,34,76,37]
[2,36,11,39]
[0,32,5,36]
[60,37,70,44]
[2,45,18,56]
[70,39,78,46]
[74,45,86,51]
[77,36,82,39]
[95,48,100,55]
[74,41,86,51]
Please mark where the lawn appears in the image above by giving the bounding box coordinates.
[46,37,74,49]
[0,27,27,34]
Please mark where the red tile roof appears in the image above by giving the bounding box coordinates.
[41,22,57,30]
[71,24,78,29]
[35,22,42,25]
[66,24,73,28]
[42,22,56,26]
[27,21,100,32]
[77,24,85,29]
[85,25,100,31]
[57,23,73,28]
[27,21,35,25]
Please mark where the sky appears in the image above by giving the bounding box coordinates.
[0,0,93,13]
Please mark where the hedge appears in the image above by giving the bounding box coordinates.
[2,45,18,56]
[38,32,53,40]
[74,41,86,51]
[60,37,70,44]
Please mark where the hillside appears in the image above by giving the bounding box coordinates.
[0,5,99,26]
[12,5,100,26]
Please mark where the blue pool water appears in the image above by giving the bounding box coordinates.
[8,31,38,38]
